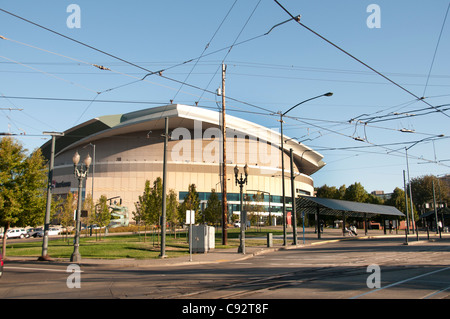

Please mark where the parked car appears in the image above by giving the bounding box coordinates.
[27,227,43,238]
[233,220,241,228]
[48,227,61,236]
[34,227,60,237]
[0,228,27,239]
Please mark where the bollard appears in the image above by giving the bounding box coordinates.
[267,233,273,248]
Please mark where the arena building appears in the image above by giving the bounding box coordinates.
[41,104,326,225]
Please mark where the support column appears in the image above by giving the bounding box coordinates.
[342,213,346,236]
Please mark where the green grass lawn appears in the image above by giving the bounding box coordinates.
[5,227,284,259]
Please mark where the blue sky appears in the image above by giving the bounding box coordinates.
[1,0,449,194]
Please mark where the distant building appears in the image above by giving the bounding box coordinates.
[371,190,392,201]
[40,104,326,223]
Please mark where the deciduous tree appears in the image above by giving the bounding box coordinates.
[0,137,47,256]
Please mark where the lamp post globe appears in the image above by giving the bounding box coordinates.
[84,154,92,168]
[244,163,249,177]
[72,151,80,166]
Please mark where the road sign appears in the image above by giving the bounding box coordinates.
[186,210,195,225]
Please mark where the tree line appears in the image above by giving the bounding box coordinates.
[2,135,448,255]
[132,178,223,238]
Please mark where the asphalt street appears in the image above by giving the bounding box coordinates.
[1,230,449,303]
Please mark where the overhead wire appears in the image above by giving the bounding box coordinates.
[0,55,99,94]
[194,0,262,105]
[2,6,448,164]
[272,0,450,119]
[0,8,277,115]
[422,2,450,97]
[0,33,258,124]
[171,0,238,102]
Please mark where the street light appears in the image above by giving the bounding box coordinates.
[71,151,91,263]
[278,92,333,246]
[234,164,249,254]
[404,134,444,235]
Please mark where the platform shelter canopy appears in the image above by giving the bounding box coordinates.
[419,207,450,219]
[297,196,405,218]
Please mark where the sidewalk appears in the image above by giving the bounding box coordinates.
[7,227,448,268]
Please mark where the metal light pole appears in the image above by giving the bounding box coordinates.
[221,63,228,246]
[71,151,91,263]
[160,117,169,258]
[234,164,249,254]
[278,92,333,246]
[404,134,444,234]
[39,131,64,261]
[290,148,298,245]
[432,179,439,235]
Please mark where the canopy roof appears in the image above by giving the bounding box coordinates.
[297,196,405,218]
[419,207,450,219]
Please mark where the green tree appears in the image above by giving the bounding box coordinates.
[178,184,200,223]
[0,137,47,256]
[166,189,179,237]
[149,177,163,225]
[60,192,76,242]
[82,193,95,233]
[136,178,178,241]
[204,189,221,226]
[137,180,152,235]
[410,175,450,211]
[316,185,342,199]
[95,195,111,240]
[344,182,368,203]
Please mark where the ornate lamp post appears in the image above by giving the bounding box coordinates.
[71,151,91,263]
[234,164,249,254]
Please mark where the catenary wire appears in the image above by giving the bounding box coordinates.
[0,8,275,115]
[171,0,238,102]
[272,0,450,119]
[422,2,450,97]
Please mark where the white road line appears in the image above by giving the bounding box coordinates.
[423,285,450,299]
[350,266,450,299]
[5,266,84,273]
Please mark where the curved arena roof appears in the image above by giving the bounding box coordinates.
[41,104,326,175]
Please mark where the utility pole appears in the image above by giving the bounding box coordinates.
[221,63,228,245]
[39,131,64,261]
[160,117,168,258]
[290,148,298,245]
[433,179,439,234]
[279,112,287,246]
[403,170,409,242]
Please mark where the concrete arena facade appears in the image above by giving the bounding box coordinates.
[41,104,326,223]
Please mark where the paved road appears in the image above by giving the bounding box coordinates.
[1,236,449,302]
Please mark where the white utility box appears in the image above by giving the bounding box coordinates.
[192,225,215,253]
